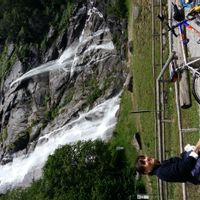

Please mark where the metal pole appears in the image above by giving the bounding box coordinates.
[151,0,160,199]
[159,0,165,161]
[168,2,173,199]
[157,52,176,81]
[156,52,176,200]
[177,8,188,200]
[159,1,169,199]
[175,75,187,200]
[178,26,188,64]
[157,53,176,155]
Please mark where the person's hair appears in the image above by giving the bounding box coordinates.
[135,155,146,174]
[135,155,160,175]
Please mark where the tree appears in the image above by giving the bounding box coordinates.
[41,140,135,200]
[0,0,74,43]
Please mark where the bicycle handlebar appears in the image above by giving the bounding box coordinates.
[166,23,178,37]
[158,15,190,37]
[158,14,178,37]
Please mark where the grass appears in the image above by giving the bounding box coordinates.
[130,0,155,155]
[112,0,158,196]
[130,0,157,196]
[111,0,155,155]
[114,0,200,199]
[111,90,138,167]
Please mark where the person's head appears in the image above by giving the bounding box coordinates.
[135,155,160,175]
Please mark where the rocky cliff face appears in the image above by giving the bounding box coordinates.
[0,0,127,164]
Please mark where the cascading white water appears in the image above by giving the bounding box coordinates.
[0,2,122,193]
[10,32,114,87]
[0,93,121,193]
[10,10,114,87]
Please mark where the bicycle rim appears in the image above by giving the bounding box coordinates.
[192,73,200,104]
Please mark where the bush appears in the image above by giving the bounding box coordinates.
[106,0,128,18]
[0,141,136,200]
[0,0,74,43]
[41,140,135,200]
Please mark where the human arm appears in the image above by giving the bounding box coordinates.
[193,138,200,155]
[155,139,200,182]
[156,156,197,182]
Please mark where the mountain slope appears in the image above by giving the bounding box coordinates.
[0,0,128,192]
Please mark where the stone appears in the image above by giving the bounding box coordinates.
[132,132,142,151]
[133,5,140,20]
[124,73,133,92]
[7,43,15,58]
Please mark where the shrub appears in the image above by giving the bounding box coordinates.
[0,141,136,200]
[41,140,135,200]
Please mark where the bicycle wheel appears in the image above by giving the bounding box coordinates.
[192,71,200,104]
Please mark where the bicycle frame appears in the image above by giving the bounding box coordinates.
[157,12,200,78]
[165,3,200,104]
[176,20,200,76]
[181,58,200,76]
[175,19,200,43]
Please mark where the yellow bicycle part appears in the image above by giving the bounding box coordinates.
[186,5,200,20]
[190,5,200,13]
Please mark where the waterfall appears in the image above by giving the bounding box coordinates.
[0,92,121,193]
[10,8,115,87]
[0,3,123,193]
[10,33,115,87]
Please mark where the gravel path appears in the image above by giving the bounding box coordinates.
[186,12,200,57]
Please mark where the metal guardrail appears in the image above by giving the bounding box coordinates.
[156,52,176,200]
[152,0,166,199]
[153,0,187,199]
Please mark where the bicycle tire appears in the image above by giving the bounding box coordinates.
[192,70,200,104]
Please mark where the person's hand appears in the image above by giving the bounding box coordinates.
[194,138,200,154]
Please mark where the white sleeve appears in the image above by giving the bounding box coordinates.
[184,144,195,152]
[189,151,199,159]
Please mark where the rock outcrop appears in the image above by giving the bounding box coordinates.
[0,0,128,164]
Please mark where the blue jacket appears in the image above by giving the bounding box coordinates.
[181,150,200,178]
[151,152,200,184]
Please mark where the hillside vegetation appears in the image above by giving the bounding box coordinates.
[0,0,73,43]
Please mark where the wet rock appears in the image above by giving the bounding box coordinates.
[56,31,68,52]
[1,154,13,165]
[67,4,87,45]
[47,26,55,41]
[7,43,15,59]
[29,123,43,142]
[43,45,59,63]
